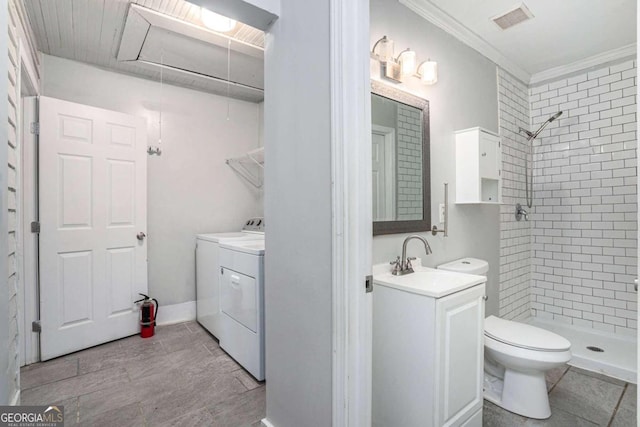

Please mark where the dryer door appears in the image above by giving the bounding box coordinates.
[220,267,258,333]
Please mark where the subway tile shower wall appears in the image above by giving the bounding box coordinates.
[529,59,638,335]
[498,68,533,321]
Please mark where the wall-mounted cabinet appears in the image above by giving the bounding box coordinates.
[455,127,501,204]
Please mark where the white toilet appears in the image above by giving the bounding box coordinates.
[438,258,572,420]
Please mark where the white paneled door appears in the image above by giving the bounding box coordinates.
[371,125,395,222]
[39,97,147,360]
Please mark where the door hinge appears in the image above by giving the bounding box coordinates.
[32,320,41,333]
[30,221,40,233]
[30,122,40,135]
[365,275,373,293]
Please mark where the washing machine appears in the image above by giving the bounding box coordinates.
[219,239,265,380]
[195,218,264,339]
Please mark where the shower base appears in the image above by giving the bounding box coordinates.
[526,317,636,384]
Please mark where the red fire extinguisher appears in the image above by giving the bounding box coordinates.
[134,293,159,338]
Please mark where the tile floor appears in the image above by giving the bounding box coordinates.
[484,365,637,426]
[21,322,637,427]
[20,322,265,426]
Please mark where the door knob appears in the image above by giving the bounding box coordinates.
[137,232,146,241]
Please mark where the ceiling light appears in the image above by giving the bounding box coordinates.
[201,8,237,33]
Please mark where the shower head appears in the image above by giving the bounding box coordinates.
[548,111,563,122]
[519,111,563,141]
[522,110,563,209]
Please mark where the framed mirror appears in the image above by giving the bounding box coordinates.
[371,80,431,235]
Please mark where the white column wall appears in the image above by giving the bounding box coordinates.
[262,0,334,425]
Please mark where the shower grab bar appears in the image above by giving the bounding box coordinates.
[431,183,448,237]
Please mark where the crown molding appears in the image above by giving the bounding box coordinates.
[399,0,637,88]
[399,0,531,83]
[529,43,637,86]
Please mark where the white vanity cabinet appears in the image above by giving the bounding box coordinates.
[372,267,486,427]
[455,127,502,204]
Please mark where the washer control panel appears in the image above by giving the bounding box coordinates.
[242,217,265,233]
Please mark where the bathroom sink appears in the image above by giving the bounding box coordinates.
[373,260,485,298]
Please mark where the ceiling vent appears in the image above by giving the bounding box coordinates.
[492,4,534,30]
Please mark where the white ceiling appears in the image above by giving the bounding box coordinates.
[24,0,265,102]
[405,0,637,82]
[24,0,637,95]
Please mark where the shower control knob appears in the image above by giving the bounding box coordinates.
[515,203,528,221]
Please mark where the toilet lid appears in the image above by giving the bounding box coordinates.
[484,316,571,352]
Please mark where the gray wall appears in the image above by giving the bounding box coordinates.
[0,1,10,404]
[41,55,263,307]
[263,0,333,425]
[371,0,501,315]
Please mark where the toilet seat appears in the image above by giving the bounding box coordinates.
[485,316,571,352]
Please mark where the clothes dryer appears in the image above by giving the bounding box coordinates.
[195,218,264,338]
[219,240,265,380]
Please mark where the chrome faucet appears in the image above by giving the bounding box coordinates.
[390,235,433,276]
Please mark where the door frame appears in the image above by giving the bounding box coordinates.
[19,96,38,366]
[17,38,39,366]
[329,0,372,425]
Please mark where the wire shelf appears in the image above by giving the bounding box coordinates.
[226,147,264,188]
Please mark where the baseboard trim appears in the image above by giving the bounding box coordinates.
[261,418,276,427]
[156,301,196,325]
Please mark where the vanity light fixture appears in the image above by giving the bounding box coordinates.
[371,35,395,62]
[371,35,437,85]
[201,8,237,33]
[397,49,416,76]
[371,35,407,82]
[417,59,438,85]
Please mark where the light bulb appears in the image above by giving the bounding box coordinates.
[372,36,394,62]
[201,8,237,33]
[398,50,416,76]
[419,60,438,85]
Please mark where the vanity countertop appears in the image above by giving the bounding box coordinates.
[373,259,486,298]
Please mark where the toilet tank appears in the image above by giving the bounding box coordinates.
[437,258,489,276]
